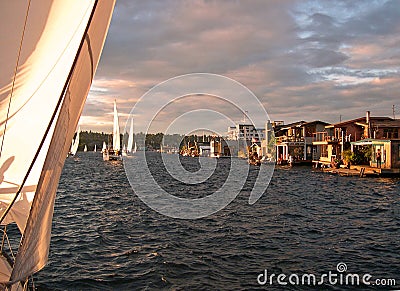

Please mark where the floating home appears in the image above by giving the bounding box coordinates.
[351,138,400,173]
[275,120,329,165]
[313,111,400,173]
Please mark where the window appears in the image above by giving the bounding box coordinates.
[383,128,398,139]
[383,129,388,138]
[398,145,400,161]
[321,145,328,158]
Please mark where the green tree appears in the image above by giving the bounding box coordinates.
[342,149,352,164]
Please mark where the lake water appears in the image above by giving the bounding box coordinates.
[35,152,400,290]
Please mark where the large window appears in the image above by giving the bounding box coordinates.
[383,128,398,139]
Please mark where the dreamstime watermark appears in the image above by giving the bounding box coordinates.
[257,263,397,287]
[123,73,275,219]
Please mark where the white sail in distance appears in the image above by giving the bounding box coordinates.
[0,0,115,286]
[70,139,75,154]
[70,126,80,155]
[112,99,120,151]
[127,118,134,153]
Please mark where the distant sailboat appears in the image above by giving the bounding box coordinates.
[113,100,121,152]
[84,145,87,152]
[0,1,115,288]
[103,100,121,161]
[69,139,74,156]
[94,144,97,152]
[123,118,135,157]
[127,118,134,153]
[69,126,80,156]
[102,141,107,152]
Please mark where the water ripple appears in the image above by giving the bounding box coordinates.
[35,152,400,290]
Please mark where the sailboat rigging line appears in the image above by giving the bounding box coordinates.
[0,226,15,263]
[0,0,31,159]
[0,0,99,225]
[1,225,6,252]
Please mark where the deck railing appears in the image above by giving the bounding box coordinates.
[276,136,305,143]
[313,132,341,143]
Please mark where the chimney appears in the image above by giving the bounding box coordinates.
[366,111,371,139]
[366,111,370,124]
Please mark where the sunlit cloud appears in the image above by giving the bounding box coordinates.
[78,0,400,133]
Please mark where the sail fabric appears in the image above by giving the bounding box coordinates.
[5,0,115,284]
[0,0,96,233]
[127,118,134,152]
[112,100,120,151]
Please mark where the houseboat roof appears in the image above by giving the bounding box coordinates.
[274,120,306,131]
[370,119,400,128]
[326,117,393,128]
[351,138,391,145]
[274,120,329,133]
[302,120,330,126]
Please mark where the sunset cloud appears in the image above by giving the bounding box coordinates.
[81,0,400,133]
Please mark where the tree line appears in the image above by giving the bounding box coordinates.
[75,131,215,151]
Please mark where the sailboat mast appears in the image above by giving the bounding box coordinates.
[112,99,120,151]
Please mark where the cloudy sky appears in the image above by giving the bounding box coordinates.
[81,0,400,134]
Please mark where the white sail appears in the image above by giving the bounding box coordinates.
[70,138,75,154]
[133,142,137,153]
[102,141,107,151]
[94,144,97,152]
[84,145,87,152]
[112,99,120,151]
[70,126,80,155]
[127,118,134,153]
[0,0,115,285]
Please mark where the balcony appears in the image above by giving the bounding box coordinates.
[313,132,341,143]
[276,136,305,143]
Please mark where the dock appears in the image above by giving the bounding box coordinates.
[321,165,400,177]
